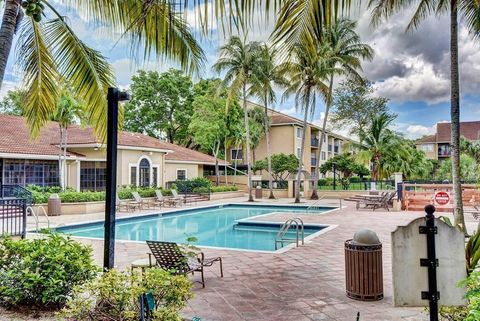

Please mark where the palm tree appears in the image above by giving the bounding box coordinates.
[53,91,85,190]
[280,38,338,203]
[368,0,480,233]
[213,36,264,202]
[357,113,399,180]
[0,0,204,138]
[250,46,285,198]
[310,19,373,200]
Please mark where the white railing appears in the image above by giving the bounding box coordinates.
[275,218,304,250]
[27,206,50,232]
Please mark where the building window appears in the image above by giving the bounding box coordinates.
[296,127,303,138]
[80,161,106,191]
[152,167,158,187]
[231,149,243,160]
[130,166,137,186]
[420,144,434,152]
[321,152,326,160]
[139,158,150,187]
[177,169,187,181]
[296,148,301,159]
[3,159,59,187]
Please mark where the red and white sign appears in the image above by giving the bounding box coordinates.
[435,191,450,206]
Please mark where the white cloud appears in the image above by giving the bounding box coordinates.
[111,58,170,87]
[404,124,436,139]
[0,81,19,100]
[277,107,296,115]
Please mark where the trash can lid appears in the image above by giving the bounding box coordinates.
[49,193,60,199]
[352,229,380,245]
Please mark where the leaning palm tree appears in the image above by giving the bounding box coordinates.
[0,0,204,139]
[368,0,480,233]
[310,19,373,200]
[280,38,338,203]
[250,45,286,199]
[213,36,264,202]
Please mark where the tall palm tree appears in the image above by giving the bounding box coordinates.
[213,36,263,202]
[310,19,373,199]
[280,38,338,203]
[53,91,85,190]
[357,112,399,180]
[0,0,204,138]
[368,0,480,232]
[250,45,285,199]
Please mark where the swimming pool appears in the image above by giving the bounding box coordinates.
[56,204,335,252]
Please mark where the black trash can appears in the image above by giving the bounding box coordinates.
[345,236,383,301]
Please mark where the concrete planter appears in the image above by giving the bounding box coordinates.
[33,201,106,215]
[208,191,245,200]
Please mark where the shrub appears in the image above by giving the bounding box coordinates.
[62,268,192,321]
[0,233,98,309]
[28,186,172,203]
[193,186,238,193]
[174,177,212,193]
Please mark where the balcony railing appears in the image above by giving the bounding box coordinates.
[311,138,319,147]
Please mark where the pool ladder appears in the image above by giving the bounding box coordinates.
[275,218,304,250]
[26,206,50,232]
[306,195,342,213]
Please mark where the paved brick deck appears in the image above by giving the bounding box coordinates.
[33,198,454,321]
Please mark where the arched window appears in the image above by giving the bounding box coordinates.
[139,158,150,187]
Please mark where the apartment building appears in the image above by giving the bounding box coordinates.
[228,101,358,179]
[415,121,480,161]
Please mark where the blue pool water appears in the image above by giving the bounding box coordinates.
[57,204,332,251]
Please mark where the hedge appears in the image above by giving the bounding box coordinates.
[28,184,237,204]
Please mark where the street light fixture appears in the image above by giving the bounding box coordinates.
[104,88,130,270]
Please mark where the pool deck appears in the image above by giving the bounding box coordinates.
[26,196,469,321]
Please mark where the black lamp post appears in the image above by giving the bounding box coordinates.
[104,87,130,270]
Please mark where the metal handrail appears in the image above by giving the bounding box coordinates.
[27,206,50,232]
[307,194,343,211]
[275,218,304,250]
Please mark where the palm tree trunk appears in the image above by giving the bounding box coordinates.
[264,98,275,199]
[243,85,254,202]
[58,126,64,190]
[295,94,310,203]
[450,0,464,231]
[233,141,239,185]
[311,75,334,200]
[63,127,68,190]
[224,138,228,185]
[0,0,20,88]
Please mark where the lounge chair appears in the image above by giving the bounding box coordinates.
[356,192,391,211]
[131,191,151,209]
[167,190,183,207]
[152,190,166,208]
[146,240,223,288]
[116,193,138,212]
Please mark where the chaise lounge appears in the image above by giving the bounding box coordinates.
[146,240,223,288]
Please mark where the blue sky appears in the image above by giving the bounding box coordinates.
[1,2,480,139]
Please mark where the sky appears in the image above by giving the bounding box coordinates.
[1,2,480,140]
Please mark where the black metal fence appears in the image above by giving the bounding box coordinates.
[0,198,27,238]
[317,179,395,191]
[252,180,288,189]
[1,184,33,205]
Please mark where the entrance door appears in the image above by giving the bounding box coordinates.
[139,158,150,187]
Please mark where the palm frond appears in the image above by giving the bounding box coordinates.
[17,18,60,137]
[43,16,116,140]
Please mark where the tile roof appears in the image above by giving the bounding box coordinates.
[0,114,222,165]
[415,135,437,144]
[0,114,76,157]
[437,121,480,142]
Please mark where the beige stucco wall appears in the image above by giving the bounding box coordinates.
[66,147,166,189]
[164,162,200,183]
[415,143,438,160]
